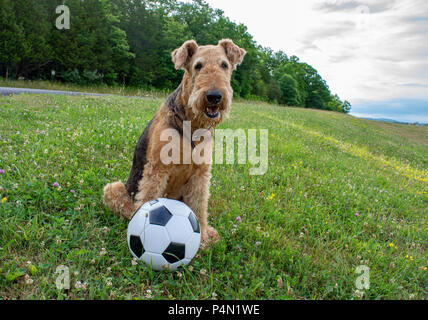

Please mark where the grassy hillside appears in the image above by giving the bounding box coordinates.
[0,94,426,300]
[0,79,169,98]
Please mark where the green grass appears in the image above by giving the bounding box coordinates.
[0,94,427,300]
[0,79,169,99]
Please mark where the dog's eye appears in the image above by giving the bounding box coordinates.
[221,62,229,70]
[195,63,203,71]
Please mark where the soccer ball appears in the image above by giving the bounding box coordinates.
[127,198,201,271]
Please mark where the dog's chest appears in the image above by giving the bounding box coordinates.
[163,164,195,199]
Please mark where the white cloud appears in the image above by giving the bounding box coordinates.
[187,0,428,106]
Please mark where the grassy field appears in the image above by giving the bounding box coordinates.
[0,79,169,99]
[0,93,427,300]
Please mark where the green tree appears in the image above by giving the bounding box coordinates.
[267,79,282,103]
[11,0,51,78]
[343,100,351,113]
[276,73,299,106]
[300,63,331,110]
[120,0,164,86]
[0,0,28,79]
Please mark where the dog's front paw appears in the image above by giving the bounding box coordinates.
[201,226,220,250]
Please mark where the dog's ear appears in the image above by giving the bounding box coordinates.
[172,40,199,70]
[218,39,247,69]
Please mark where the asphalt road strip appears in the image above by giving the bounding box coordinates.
[0,87,107,97]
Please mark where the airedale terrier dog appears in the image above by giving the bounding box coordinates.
[103,39,246,247]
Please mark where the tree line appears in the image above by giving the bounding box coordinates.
[0,0,351,113]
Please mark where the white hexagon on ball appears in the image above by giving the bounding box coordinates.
[141,252,169,271]
[185,233,201,260]
[142,224,171,254]
[161,199,192,218]
[127,208,148,238]
[166,215,194,244]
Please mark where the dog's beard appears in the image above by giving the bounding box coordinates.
[188,88,205,117]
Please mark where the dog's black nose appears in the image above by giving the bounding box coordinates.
[206,90,223,105]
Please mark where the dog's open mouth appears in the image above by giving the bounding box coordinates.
[205,106,221,119]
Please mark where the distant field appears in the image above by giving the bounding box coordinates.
[0,94,427,300]
[0,79,168,98]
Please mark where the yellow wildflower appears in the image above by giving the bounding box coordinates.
[1,197,6,204]
[389,243,395,248]
[268,193,275,201]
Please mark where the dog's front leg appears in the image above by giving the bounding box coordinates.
[133,163,170,218]
[181,165,220,249]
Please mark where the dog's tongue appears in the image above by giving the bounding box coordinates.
[207,106,219,115]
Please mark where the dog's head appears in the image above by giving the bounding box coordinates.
[172,39,246,127]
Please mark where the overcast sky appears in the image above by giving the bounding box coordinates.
[185,0,428,122]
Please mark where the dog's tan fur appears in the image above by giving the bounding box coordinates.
[103,39,246,248]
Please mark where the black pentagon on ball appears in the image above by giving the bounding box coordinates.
[188,212,200,233]
[149,205,173,226]
[129,235,144,258]
[162,242,185,263]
